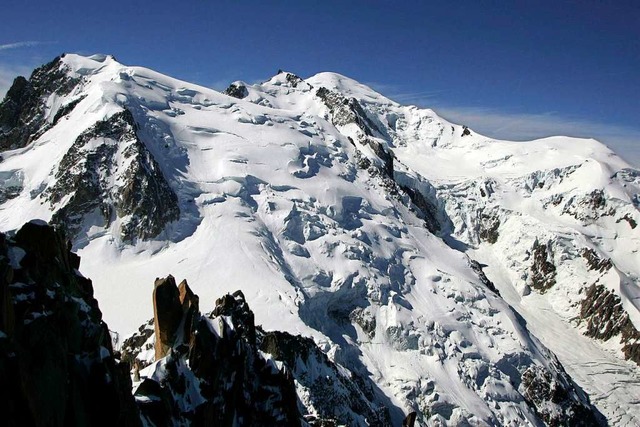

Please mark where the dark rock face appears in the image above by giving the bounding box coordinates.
[224,82,249,99]
[617,213,637,229]
[581,248,613,273]
[315,85,454,238]
[469,259,500,295]
[45,109,180,242]
[529,239,557,293]
[520,365,605,426]
[399,184,441,234]
[478,211,500,244]
[0,169,24,203]
[0,56,82,151]
[0,221,140,427]
[402,412,417,427]
[581,284,640,365]
[349,307,376,338]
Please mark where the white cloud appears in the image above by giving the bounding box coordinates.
[433,106,640,167]
[0,41,45,51]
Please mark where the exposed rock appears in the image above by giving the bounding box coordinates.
[469,259,500,295]
[259,329,391,426]
[581,284,640,365]
[315,87,384,145]
[224,82,248,99]
[581,248,613,273]
[478,211,500,244]
[45,109,180,242]
[123,278,392,426]
[399,184,440,233]
[350,307,377,338]
[0,221,140,427]
[152,275,183,360]
[367,138,394,177]
[520,365,604,426]
[562,189,615,223]
[152,287,301,426]
[315,86,399,183]
[178,279,199,341]
[529,239,557,293]
[617,213,637,229]
[0,169,24,204]
[0,56,82,151]
[120,319,154,370]
[402,412,417,427]
[212,290,256,345]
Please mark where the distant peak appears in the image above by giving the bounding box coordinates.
[58,53,122,77]
[265,70,308,90]
[306,72,396,106]
[86,53,117,63]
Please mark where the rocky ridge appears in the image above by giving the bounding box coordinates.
[124,276,395,427]
[44,109,180,242]
[0,56,82,151]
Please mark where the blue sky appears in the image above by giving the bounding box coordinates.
[1,0,639,165]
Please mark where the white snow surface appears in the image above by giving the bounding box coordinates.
[1,54,639,425]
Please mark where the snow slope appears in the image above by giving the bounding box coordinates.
[0,54,639,425]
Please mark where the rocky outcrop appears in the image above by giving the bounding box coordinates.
[478,211,500,244]
[315,86,397,175]
[581,248,613,273]
[129,284,302,426]
[152,276,183,360]
[581,284,640,365]
[0,56,82,151]
[520,364,604,426]
[399,184,441,234]
[151,276,200,360]
[259,330,391,426]
[45,109,180,242]
[123,278,394,426]
[469,259,500,295]
[316,87,382,137]
[0,221,140,427]
[529,239,557,293]
[224,82,249,99]
[562,189,615,223]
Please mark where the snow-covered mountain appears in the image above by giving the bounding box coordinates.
[1,53,639,426]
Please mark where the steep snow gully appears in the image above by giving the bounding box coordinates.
[0,54,639,426]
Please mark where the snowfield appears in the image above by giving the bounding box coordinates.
[0,53,639,425]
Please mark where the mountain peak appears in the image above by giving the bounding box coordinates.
[0,55,639,425]
[306,72,397,106]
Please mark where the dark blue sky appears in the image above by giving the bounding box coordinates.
[1,0,639,164]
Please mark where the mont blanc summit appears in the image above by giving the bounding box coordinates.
[0,54,639,426]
